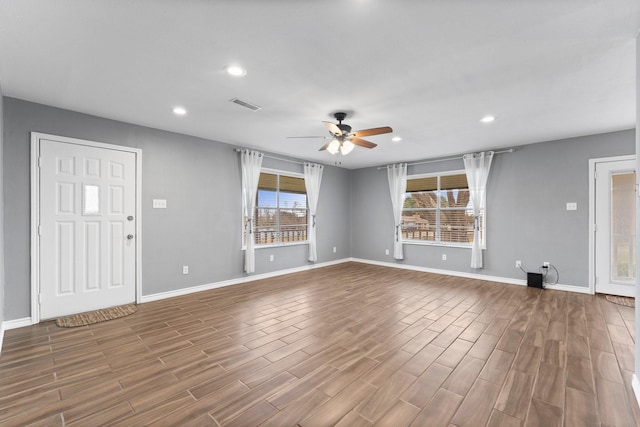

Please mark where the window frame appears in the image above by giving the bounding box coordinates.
[402,169,487,249]
[242,167,309,250]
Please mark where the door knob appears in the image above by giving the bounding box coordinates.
[127,234,134,240]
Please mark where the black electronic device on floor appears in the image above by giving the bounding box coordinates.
[527,272,543,288]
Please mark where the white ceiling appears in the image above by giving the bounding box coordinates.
[0,0,638,169]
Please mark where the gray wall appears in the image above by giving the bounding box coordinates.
[3,97,351,319]
[351,130,635,288]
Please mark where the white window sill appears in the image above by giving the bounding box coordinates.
[242,241,309,251]
[402,240,486,250]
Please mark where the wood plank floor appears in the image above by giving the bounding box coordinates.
[1,262,638,426]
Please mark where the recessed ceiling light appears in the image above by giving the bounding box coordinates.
[392,136,403,142]
[173,106,187,116]
[480,115,495,124]
[226,65,247,77]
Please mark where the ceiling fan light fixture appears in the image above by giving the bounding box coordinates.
[480,115,495,124]
[327,139,340,155]
[340,139,355,155]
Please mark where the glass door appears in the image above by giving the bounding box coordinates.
[595,159,636,296]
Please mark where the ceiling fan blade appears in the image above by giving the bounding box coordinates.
[352,126,393,137]
[350,137,377,149]
[318,141,331,151]
[323,121,342,136]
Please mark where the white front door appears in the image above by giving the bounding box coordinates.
[38,137,138,319]
[594,159,636,297]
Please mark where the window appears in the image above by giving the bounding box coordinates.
[402,171,484,247]
[243,171,308,247]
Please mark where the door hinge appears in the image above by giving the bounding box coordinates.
[593,224,598,232]
[38,294,43,304]
[38,225,42,236]
[38,157,42,168]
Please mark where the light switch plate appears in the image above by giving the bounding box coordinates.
[153,199,167,209]
[566,202,577,211]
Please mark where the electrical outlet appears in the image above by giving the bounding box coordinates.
[333,246,337,253]
[543,261,550,267]
[182,265,189,275]
[269,254,274,262]
[385,249,389,255]
[516,260,521,268]
[442,254,447,261]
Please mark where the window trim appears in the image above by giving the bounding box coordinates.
[242,167,309,250]
[402,169,487,249]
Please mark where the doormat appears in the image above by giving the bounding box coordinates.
[605,295,635,308]
[55,303,137,328]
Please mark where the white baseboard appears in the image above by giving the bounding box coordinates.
[350,258,592,294]
[140,258,350,303]
[3,317,34,330]
[0,317,33,353]
[543,282,592,294]
[143,257,592,305]
[351,257,526,286]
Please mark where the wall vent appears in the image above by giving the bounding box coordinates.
[230,98,261,111]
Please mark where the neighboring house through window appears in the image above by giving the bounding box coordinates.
[402,171,484,247]
[243,170,308,247]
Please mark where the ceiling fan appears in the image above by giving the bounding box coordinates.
[290,112,393,155]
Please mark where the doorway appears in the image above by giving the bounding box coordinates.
[590,156,636,297]
[31,133,141,321]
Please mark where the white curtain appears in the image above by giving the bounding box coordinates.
[463,151,494,269]
[241,150,263,273]
[387,163,408,260]
[304,162,324,262]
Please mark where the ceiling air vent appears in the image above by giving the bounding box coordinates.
[230,98,261,111]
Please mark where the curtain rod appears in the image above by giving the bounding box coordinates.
[377,148,515,170]
[234,148,305,166]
